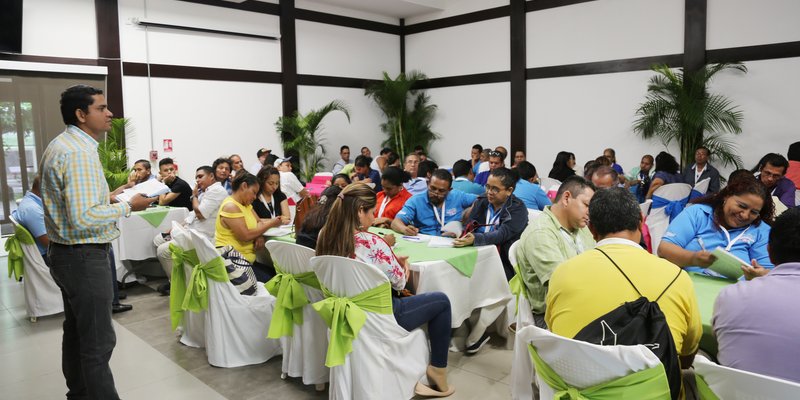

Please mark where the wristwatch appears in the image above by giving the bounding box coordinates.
[125,199,133,217]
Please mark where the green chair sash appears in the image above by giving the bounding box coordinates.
[265,264,321,339]
[528,344,672,400]
[509,263,528,313]
[6,223,35,281]
[694,373,720,400]
[312,282,393,367]
[169,243,199,330]
[183,255,228,312]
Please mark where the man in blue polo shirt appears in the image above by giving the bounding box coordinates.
[11,176,50,263]
[392,169,478,236]
[513,161,551,211]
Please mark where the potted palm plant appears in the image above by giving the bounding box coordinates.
[365,71,439,160]
[98,117,131,189]
[275,100,350,182]
[633,62,747,168]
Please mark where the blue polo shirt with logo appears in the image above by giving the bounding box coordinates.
[396,190,478,236]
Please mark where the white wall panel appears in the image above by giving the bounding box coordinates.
[406,0,507,25]
[296,21,400,78]
[526,71,679,179]
[405,18,510,78]
[709,57,800,172]
[21,0,98,59]
[527,0,683,68]
[297,86,387,170]
[708,0,800,50]
[123,76,283,179]
[119,0,281,71]
[425,83,510,166]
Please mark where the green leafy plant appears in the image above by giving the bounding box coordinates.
[633,62,747,168]
[276,100,350,182]
[365,71,439,160]
[98,118,131,189]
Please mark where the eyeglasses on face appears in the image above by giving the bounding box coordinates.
[485,184,507,194]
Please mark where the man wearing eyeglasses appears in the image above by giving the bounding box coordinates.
[392,169,478,236]
[402,153,428,195]
[474,150,505,186]
[756,153,795,208]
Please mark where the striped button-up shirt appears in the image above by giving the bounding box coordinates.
[40,125,130,244]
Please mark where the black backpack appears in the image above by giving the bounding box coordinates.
[573,248,683,400]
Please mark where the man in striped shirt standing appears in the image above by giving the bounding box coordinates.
[40,85,152,399]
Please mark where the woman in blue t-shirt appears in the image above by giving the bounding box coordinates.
[658,175,775,280]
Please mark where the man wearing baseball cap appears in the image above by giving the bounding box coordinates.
[275,156,308,202]
[248,147,271,175]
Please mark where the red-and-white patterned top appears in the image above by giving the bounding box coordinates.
[353,231,406,291]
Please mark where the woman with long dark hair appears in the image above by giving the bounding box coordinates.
[316,183,455,397]
[645,151,682,199]
[659,174,774,280]
[548,151,576,182]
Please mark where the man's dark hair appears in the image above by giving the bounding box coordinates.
[340,145,350,153]
[472,144,483,152]
[655,151,680,174]
[490,167,519,189]
[386,151,400,166]
[452,159,472,178]
[361,146,369,152]
[431,168,453,186]
[589,187,642,237]
[158,158,174,168]
[196,165,214,175]
[418,160,439,179]
[134,159,151,171]
[380,166,410,186]
[696,146,711,157]
[516,161,537,181]
[354,155,372,168]
[380,147,392,155]
[488,150,506,162]
[754,153,789,174]
[592,165,619,184]
[788,141,800,162]
[769,208,800,265]
[60,85,104,126]
[494,146,508,160]
[231,171,258,191]
[212,157,232,171]
[555,176,596,202]
[414,145,424,152]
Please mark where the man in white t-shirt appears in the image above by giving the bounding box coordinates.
[276,157,308,202]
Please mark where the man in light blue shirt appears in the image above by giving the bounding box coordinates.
[451,159,485,195]
[513,161,551,211]
[392,169,478,236]
[402,153,428,195]
[11,176,49,259]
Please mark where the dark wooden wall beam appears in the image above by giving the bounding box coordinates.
[280,0,298,117]
[95,0,124,116]
[510,0,526,157]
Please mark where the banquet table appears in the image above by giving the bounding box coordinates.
[112,206,190,282]
[270,227,513,330]
[690,272,734,358]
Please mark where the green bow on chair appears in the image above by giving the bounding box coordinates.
[509,263,528,313]
[265,264,321,339]
[6,223,35,281]
[312,282,393,367]
[168,243,228,330]
[528,344,672,400]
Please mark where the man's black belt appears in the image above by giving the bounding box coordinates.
[50,242,110,250]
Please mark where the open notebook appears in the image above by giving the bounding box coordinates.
[115,180,170,203]
[709,247,748,280]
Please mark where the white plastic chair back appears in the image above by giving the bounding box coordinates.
[264,241,329,385]
[504,240,535,332]
[310,255,429,400]
[693,355,800,399]
[511,325,662,400]
[168,221,205,348]
[795,190,800,206]
[189,229,282,367]
[647,183,692,255]
[8,216,63,319]
[527,208,543,224]
[693,177,710,196]
[640,199,653,216]
[539,177,561,191]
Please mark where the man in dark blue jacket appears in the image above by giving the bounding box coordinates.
[455,167,528,281]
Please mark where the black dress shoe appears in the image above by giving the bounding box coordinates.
[118,291,127,300]
[112,303,133,314]
[157,282,170,296]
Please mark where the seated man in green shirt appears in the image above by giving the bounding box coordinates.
[515,176,596,328]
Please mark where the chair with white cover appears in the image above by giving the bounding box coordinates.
[167,221,205,348]
[511,325,670,400]
[693,355,800,399]
[640,199,653,216]
[539,178,562,201]
[310,255,429,400]
[7,216,63,321]
[506,240,534,331]
[690,177,711,200]
[795,189,800,207]
[264,241,329,389]
[647,183,692,255]
[526,209,542,225]
[189,229,282,367]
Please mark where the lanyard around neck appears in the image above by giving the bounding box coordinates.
[432,199,446,228]
[719,225,750,251]
[559,227,584,254]
[377,195,391,218]
[484,202,504,232]
[260,194,275,218]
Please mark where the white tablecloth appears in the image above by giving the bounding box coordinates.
[410,245,512,329]
[113,207,189,281]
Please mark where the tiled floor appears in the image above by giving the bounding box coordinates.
[0,257,514,399]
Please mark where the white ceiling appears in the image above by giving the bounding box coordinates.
[298,0,445,19]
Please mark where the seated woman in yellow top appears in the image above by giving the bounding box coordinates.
[216,172,282,281]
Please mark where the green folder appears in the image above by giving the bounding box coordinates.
[709,247,747,280]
